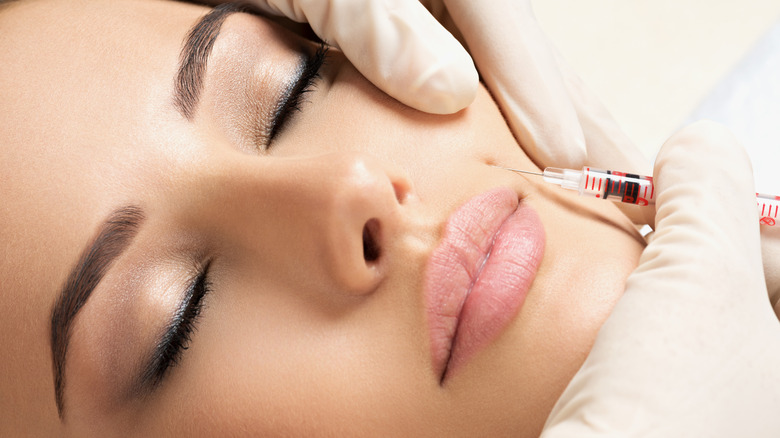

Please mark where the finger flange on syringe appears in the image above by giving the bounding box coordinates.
[495,165,780,227]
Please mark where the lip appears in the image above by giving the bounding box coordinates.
[423,187,545,381]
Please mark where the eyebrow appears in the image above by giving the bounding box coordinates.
[50,206,145,419]
[173,3,243,120]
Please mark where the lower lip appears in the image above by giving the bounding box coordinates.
[424,188,545,381]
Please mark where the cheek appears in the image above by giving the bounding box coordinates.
[268,59,523,168]
[132,278,325,435]
[143,273,433,436]
[522,190,644,366]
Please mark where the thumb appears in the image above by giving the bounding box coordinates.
[637,120,764,301]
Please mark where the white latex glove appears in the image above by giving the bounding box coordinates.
[541,121,780,437]
[243,0,478,115]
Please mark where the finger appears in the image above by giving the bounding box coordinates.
[253,0,478,114]
[442,0,587,168]
[641,120,764,297]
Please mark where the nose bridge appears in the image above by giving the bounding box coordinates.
[223,152,411,296]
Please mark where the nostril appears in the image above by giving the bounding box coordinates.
[362,218,381,263]
[392,180,412,204]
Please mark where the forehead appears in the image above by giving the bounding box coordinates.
[0,1,209,229]
[0,0,203,182]
[0,0,202,153]
[0,0,205,274]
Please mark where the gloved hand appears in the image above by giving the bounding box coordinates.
[240,0,478,115]
[541,121,780,437]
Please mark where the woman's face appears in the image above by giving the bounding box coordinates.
[0,0,644,436]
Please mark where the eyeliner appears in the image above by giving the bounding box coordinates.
[267,43,328,145]
[139,260,212,391]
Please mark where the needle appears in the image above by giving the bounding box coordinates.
[490,165,543,177]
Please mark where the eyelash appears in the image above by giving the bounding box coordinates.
[266,44,329,146]
[143,260,213,389]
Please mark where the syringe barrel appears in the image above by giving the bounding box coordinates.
[757,193,780,226]
[578,167,656,206]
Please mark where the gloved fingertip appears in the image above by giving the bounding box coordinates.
[655,120,753,192]
[649,120,760,265]
[404,51,479,114]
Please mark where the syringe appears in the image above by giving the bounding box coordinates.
[495,165,780,227]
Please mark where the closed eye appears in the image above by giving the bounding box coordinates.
[140,259,213,391]
[265,43,329,148]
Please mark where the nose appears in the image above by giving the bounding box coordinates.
[292,152,412,294]
[220,152,412,296]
